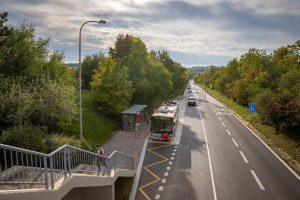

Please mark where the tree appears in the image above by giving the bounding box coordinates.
[81,53,104,89]
[91,57,133,114]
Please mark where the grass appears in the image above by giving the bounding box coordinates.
[62,90,117,149]
[200,85,300,174]
[115,177,134,200]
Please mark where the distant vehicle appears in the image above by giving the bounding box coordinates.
[188,97,197,106]
[188,90,192,93]
[150,101,179,141]
[187,84,191,89]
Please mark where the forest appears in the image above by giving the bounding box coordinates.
[196,41,300,132]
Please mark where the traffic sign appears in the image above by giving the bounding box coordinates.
[249,103,256,113]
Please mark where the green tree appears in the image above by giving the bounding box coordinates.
[91,57,133,114]
[80,53,104,89]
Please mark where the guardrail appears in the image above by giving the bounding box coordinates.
[0,143,134,190]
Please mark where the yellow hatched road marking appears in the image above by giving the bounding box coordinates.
[138,144,173,200]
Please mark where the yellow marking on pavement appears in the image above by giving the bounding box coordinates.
[138,144,172,200]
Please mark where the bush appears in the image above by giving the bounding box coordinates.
[0,125,53,153]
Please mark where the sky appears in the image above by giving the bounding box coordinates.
[1,0,300,67]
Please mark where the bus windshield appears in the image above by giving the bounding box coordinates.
[150,117,173,134]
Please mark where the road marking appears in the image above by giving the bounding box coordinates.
[164,172,169,177]
[138,144,171,200]
[166,166,171,171]
[158,186,164,191]
[232,138,239,147]
[175,145,178,148]
[168,161,172,165]
[218,117,222,121]
[239,151,249,163]
[161,179,166,184]
[198,107,218,200]
[250,170,266,191]
[155,194,160,199]
[222,122,226,127]
[173,149,177,152]
[130,135,149,200]
[226,129,231,135]
[201,86,300,181]
[170,157,174,160]
[172,152,175,156]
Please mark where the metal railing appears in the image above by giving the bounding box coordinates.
[0,143,134,190]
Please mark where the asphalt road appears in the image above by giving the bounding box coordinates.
[136,81,300,200]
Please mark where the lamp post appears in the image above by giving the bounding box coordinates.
[79,20,106,142]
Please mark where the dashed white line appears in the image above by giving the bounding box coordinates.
[175,146,178,149]
[218,117,222,121]
[239,151,249,163]
[226,129,231,135]
[250,170,266,191]
[166,166,171,171]
[172,153,175,156]
[173,149,177,152]
[164,172,169,177]
[232,138,239,147]
[155,194,160,199]
[222,122,226,127]
[158,186,164,191]
[161,179,166,184]
[198,106,218,200]
[170,157,174,160]
[168,161,172,165]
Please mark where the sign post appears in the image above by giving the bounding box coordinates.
[248,103,256,121]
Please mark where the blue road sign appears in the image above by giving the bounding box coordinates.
[249,103,256,113]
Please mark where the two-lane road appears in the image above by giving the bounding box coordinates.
[136,81,300,200]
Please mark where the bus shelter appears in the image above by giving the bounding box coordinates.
[121,105,147,131]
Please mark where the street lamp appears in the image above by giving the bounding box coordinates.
[79,20,106,142]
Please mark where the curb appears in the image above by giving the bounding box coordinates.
[129,135,149,200]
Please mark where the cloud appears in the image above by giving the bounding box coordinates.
[1,0,300,66]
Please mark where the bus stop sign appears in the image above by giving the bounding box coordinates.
[136,114,141,122]
[249,103,256,113]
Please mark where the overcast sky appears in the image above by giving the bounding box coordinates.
[1,0,300,67]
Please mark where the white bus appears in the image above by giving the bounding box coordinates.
[150,100,179,141]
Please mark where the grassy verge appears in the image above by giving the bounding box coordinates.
[199,84,300,174]
[62,90,117,149]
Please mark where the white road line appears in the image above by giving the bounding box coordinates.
[155,194,160,199]
[161,179,166,184]
[158,186,164,191]
[166,166,171,171]
[250,170,266,191]
[198,107,218,200]
[164,172,169,177]
[175,145,178,149]
[169,161,172,165]
[222,122,226,127]
[170,157,174,160]
[226,129,231,135]
[173,149,177,152]
[201,86,300,181]
[239,151,249,163]
[172,152,175,156]
[232,138,239,147]
[218,117,222,121]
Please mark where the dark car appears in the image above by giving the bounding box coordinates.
[188,97,196,106]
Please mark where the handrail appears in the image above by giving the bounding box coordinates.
[0,143,48,157]
[109,150,135,159]
[0,143,134,190]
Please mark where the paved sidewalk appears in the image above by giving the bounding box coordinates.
[102,123,149,169]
